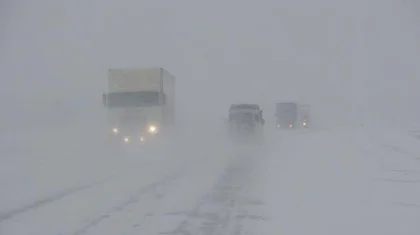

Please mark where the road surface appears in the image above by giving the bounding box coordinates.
[1,126,419,234]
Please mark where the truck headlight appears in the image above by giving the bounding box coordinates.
[148,125,157,134]
[112,128,119,134]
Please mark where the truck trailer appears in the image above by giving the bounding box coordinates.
[275,102,298,129]
[102,67,175,144]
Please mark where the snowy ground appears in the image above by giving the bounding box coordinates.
[1,125,420,234]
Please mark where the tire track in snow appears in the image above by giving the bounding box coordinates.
[163,155,267,235]
[71,169,186,235]
[381,144,420,160]
[392,202,420,209]
[0,177,113,223]
[129,184,173,232]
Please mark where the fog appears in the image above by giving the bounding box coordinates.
[2,1,420,234]
[1,0,420,130]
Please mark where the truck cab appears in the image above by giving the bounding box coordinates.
[228,104,265,138]
[298,104,311,128]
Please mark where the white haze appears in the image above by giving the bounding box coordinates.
[1,0,420,130]
[1,1,420,234]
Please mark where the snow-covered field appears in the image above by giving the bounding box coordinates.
[1,125,420,234]
[255,128,420,235]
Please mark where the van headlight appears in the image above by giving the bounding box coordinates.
[148,125,157,134]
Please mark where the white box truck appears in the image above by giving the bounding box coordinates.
[102,67,175,144]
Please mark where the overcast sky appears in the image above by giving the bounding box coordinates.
[1,0,419,127]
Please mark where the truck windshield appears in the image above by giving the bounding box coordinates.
[107,91,160,108]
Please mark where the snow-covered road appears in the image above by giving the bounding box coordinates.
[1,126,420,234]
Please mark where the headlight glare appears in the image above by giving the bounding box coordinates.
[148,125,157,133]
